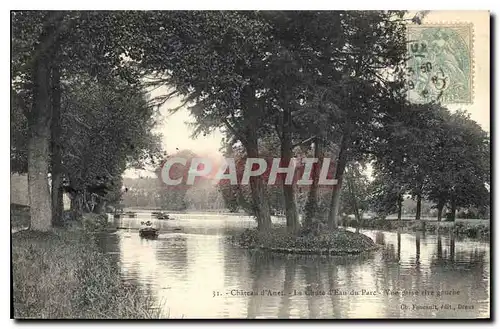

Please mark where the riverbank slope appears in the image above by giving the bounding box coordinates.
[11,222,160,319]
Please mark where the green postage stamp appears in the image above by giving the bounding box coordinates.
[406,24,473,104]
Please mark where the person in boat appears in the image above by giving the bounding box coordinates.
[139,220,159,238]
[140,221,155,230]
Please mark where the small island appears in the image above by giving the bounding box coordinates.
[229,227,378,255]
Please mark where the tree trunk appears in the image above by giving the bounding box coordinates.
[93,199,105,214]
[327,136,348,230]
[240,85,272,231]
[304,137,323,229]
[415,192,422,221]
[449,195,457,222]
[437,233,442,260]
[397,194,403,221]
[70,192,83,221]
[50,64,63,227]
[245,132,272,231]
[280,108,299,234]
[27,48,52,231]
[26,12,65,231]
[346,170,362,233]
[283,185,299,233]
[28,125,52,231]
[415,180,424,221]
[437,200,445,222]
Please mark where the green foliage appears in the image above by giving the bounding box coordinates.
[230,227,377,254]
[61,76,162,200]
[81,213,109,232]
[218,135,287,216]
[218,181,241,213]
[452,222,490,238]
[340,162,371,218]
[12,74,162,213]
[368,172,402,217]
[11,11,490,229]
[370,103,490,219]
[11,11,164,228]
[425,110,490,212]
[10,90,29,173]
[11,11,146,89]
[372,103,445,197]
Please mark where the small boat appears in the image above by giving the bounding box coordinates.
[126,211,137,218]
[154,212,170,220]
[139,227,159,238]
[139,221,159,238]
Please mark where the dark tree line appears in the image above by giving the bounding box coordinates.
[11,11,490,233]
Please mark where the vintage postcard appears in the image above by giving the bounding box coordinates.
[11,10,490,319]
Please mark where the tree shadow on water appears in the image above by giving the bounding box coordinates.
[277,257,296,319]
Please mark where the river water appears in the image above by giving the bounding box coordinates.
[96,211,490,319]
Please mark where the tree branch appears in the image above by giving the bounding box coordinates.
[292,135,317,149]
[222,117,248,147]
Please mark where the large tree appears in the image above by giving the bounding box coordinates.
[340,162,370,230]
[61,76,162,217]
[425,110,490,221]
[371,103,445,221]
[134,11,411,233]
[11,12,66,230]
[369,103,490,222]
[11,11,150,229]
[268,11,409,229]
[133,11,283,231]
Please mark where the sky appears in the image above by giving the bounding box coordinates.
[124,11,490,179]
[154,95,224,158]
[124,87,224,178]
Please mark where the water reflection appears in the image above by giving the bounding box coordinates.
[450,234,456,261]
[437,233,443,260]
[246,252,265,318]
[303,259,322,318]
[397,230,401,261]
[278,258,296,318]
[96,214,490,319]
[416,231,421,263]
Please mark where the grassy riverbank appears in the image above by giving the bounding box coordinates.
[229,227,377,255]
[12,225,160,319]
[343,218,490,238]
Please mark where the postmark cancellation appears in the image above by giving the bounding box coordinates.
[406,23,473,104]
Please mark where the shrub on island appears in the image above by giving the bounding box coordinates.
[229,227,377,255]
